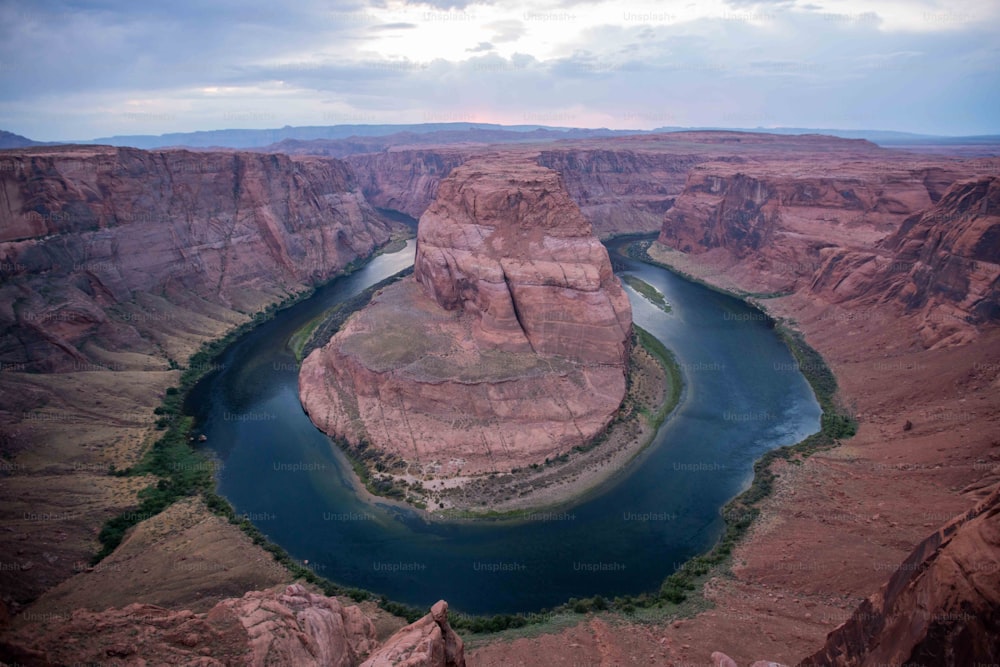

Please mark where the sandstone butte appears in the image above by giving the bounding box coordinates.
[299,158,633,478]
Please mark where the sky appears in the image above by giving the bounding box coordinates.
[1,0,998,141]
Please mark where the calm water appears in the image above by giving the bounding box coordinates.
[186,237,821,615]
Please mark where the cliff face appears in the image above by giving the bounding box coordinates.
[346,149,471,220]
[809,177,1000,347]
[414,159,633,364]
[799,489,1000,667]
[0,146,392,372]
[343,133,896,239]
[348,147,698,237]
[0,584,465,667]
[654,160,997,298]
[300,158,632,476]
[535,149,698,235]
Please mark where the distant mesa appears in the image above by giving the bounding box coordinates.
[299,157,633,479]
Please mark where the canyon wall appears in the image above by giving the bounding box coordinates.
[657,162,969,290]
[535,148,695,235]
[346,148,471,220]
[0,146,392,373]
[344,133,901,239]
[0,145,393,610]
[809,176,1000,347]
[300,158,632,477]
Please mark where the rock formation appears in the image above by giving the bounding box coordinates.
[657,162,965,291]
[799,487,1000,666]
[0,584,465,667]
[810,176,1000,347]
[535,147,695,235]
[0,146,392,372]
[345,132,899,238]
[300,158,632,476]
[360,600,465,667]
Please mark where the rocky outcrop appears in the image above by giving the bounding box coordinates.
[0,584,465,667]
[799,488,1000,666]
[361,600,465,667]
[0,146,392,372]
[300,158,632,477]
[343,132,899,238]
[810,177,1000,347]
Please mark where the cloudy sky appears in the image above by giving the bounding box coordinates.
[1,0,997,140]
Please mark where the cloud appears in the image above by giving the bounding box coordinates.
[485,19,525,43]
[370,22,419,30]
[0,0,997,139]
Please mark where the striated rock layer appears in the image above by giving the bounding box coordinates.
[655,158,1000,346]
[810,176,1000,348]
[0,584,465,667]
[345,132,898,238]
[0,146,392,372]
[300,158,632,476]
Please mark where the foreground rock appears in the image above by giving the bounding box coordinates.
[300,158,632,479]
[361,600,465,667]
[799,487,1000,666]
[0,584,464,667]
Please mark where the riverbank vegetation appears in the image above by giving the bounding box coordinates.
[621,274,672,313]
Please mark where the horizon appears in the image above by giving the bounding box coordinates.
[8,121,1000,146]
[2,1,998,142]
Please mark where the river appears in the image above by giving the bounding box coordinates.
[185,236,821,615]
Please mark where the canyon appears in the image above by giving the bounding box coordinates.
[299,157,633,482]
[1,131,999,666]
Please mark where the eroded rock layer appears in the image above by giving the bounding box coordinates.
[810,176,1000,347]
[300,159,631,476]
[0,146,392,372]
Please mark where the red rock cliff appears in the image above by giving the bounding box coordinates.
[809,177,1000,347]
[0,146,392,372]
[798,488,1000,667]
[655,158,996,296]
